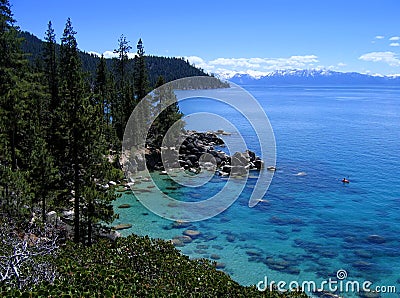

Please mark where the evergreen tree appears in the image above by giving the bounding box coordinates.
[133,38,150,145]
[0,0,25,171]
[134,38,149,101]
[43,21,58,111]
[58,18,116,244]
[25,69,59,223]
[94,55,108,124]
[58,17,84,242]
[113,35,131,89]
[112,35,133,141]
[0,0,32,218]
[150,76,183,148]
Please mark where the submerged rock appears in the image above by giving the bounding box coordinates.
[246,250,262,257]
[354,249,373,259]
[358,290,381,298]
[210,254,220,260]
[194,249,207,254]
[113,223,132,230]
[226,235,236,242]
[352,260,374,270]
[313,290,342,298]
[171,238,185,247]
[196,244,209,249]
[203,234,218,241]
[183,229,201,238]
[367,234,386,244]
[171,221,192,229]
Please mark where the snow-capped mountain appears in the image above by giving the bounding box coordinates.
[225,69,400,85]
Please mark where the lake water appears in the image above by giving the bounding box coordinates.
[113,84,400,296]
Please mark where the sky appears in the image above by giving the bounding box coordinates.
[11,0,400,77]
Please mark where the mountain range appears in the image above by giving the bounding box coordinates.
[21,31,400,86]
[227,69,400,85]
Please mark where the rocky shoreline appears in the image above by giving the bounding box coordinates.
[54,130,265,241]
[145,130,264,177]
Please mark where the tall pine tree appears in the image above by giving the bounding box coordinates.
[58,18,116,244]
[0,0,33,219]
[43,21,58,112]
[134,38,148,101]
[58,18,85,242]
[112,35,133,141]
[133,38,150,146]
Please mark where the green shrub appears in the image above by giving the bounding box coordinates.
[1,235,308,297]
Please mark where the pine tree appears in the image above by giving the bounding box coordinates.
[112,35,133,141]
[0,0,32,218]
[0,0,25,171]
[58,18,116,244]
[113,35,131,89]
[43,21,58,111]
[134,38,149,101]
[25,70,58,223]
[58,18,87,242]
[133,38,150,146]
[150,76,183,148]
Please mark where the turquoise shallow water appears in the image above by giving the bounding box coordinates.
[113,85,400,296]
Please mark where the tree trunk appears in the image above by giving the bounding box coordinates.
[73,124,80,243]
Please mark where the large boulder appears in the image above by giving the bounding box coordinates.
[254,158,264,170]
[187,155,198,163]
[231,166,248,176]
[231,152,249,166]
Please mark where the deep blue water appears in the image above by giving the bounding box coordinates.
[113,84,400,296]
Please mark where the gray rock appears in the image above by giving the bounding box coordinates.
[367,234,386,244]
[47,211,58,225]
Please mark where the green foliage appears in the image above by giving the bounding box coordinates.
[1,235,308,297]
[134,38,149,101]
[111,35,134,140]
[150,76,184,148]
[43,21,59,112]
[0,0,37,220]
[18,31,229,88]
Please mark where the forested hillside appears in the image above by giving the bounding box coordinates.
[19,30,211,86]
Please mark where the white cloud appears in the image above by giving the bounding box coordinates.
[209,58,260,68]
[389,36,400,41]
[375,35,385,39]
[390,42,400,47]
[359,51,400,67]
[184,55,321,78]
[337,62,347,67]
[186,56,215,71]
[88,51,101,57]
[210,55,318,70]
[103,51,118,59]
[102,50,137,59]
[186,56,205,65]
